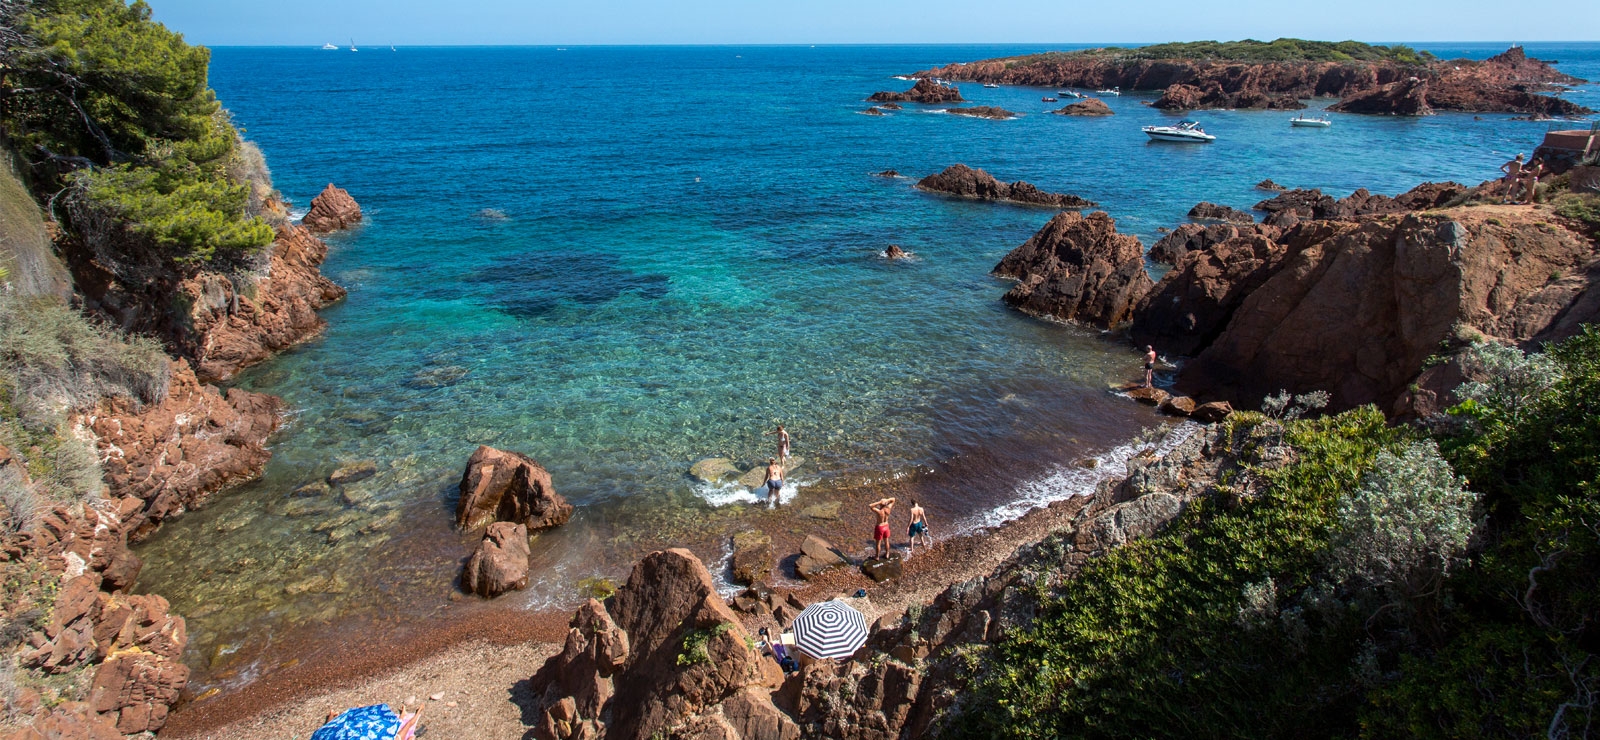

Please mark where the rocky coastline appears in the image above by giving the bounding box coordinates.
[914,164,1095,209]
[916,45,1590,115]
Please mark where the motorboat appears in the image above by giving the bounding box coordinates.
[983,83,1000,88]
[1060,90,1083,98]
[1290,113,1332,128]
[321,42,339,50]
[1097,86,1122,96]
[1143,120,1216,143]
[1042,96,1058,102]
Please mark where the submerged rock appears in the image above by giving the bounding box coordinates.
[688,457,739,484]
[862,554,904,583]
[462,522,531,598]
[456,445,573,533]
[328,460,377,486]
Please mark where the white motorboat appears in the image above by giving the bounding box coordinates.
[1143,120,1216,143]
[983,83,1000,88]
[321,43,339,50]
[1060,90,1083,98]
[1290,113,1332,128]
[1097,86,1122,96]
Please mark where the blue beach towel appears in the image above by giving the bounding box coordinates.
[310,704,401,740]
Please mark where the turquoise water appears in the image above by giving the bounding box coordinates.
[133,43,1599,693]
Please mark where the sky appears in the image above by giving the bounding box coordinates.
[148,0,1600,46]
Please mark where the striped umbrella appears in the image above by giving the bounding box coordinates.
[791,599,869,660]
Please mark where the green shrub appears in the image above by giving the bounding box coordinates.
[1551,192,1600,229]
[72,161,274,261]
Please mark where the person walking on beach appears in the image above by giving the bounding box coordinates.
[1498,154,1525,202]
[907,500,931,554]
[765,424,791,465]
[1143,345,1157,388]
[762,457,785,506]
[870,497,896,559]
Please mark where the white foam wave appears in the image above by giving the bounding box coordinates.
[709,538,741,597]
[960,422,1201,532]
[694,477,808,507]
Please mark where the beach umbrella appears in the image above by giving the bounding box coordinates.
[311,704,401,740]
[791,599,869,660]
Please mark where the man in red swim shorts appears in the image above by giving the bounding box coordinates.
[869,497,896,559]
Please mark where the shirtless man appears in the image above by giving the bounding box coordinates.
[1518,160,1545,205]
[1143,345,1157,388]
[762,457,785,506]
[869,497,896,559]
[764,424,791,465]
[1499,154,1525,202]
[907,500,931,553]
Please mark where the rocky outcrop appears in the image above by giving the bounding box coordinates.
[1256,179,1287,191]
[861,107,886,116]
[455,445,573,534]
[173,224,347,383]
[529,549,784,740]
[795,535,848,580]
[1148,222,1279,265]
[915,165,1095,209]
[81,359,281,541]
[1054,99,1113,116]
[731,530,773,585]
[1187,202,1254,224]
[867,79,963,104]
[1134,206,1600,413]
[5,499,189,736]
[300,184,363,233]
[883,245,909,260]
[915,45,1590,115]
[1327,76,1433,115]
[993,211,1153,328]
[1253,182,1466,224]
[946,106,1016,120]
[461,521,531,598]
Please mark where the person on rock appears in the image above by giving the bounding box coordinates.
[1143,345,1158,388]
[1498,154,1525,202]
[907,500,931,554]
[764,423,791,465]
[1518,159,1545,205]
[870,497,896,559]
[762,457,785,506]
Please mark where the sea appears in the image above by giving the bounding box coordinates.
[132,42,1600,699]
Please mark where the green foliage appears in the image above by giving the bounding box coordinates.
[576,577,617,601]
[677,622,733,667]
[1551,192,1600,230]
[1,0,275,261]
[1017,39,1435,66]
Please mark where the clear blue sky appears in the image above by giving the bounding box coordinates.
[149,0,1599,46]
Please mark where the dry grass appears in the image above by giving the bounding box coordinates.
[0,294,169,430]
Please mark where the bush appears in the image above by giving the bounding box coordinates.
[0,466,38,534]
[1551,192,1600,230]
[0,294,168,429]
[71,161,274,262]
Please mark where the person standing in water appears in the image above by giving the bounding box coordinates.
[1143,345,1157,389]
[762,457,785,506]
[907,500,931,553]
[764,424,791,465]
[870,497,896,559]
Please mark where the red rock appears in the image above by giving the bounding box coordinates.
[883,245,908,259]
[461,522,531,598]
[1192,401,1234,423]
[1132,230,1291,357]
[1328,76,1433,115]
[946,105,1017,120]
[916,165,1095,209]
[5,701,122,740]
[1148,222,1279,265]
[455,445,572,533]
[730,530,773,585]
[1159,396,1197,416]
[301,184,363,233]
[89,652,189,734]
[795,535,847,580]
[1125,386,1170,406]
[1187,202,1254,224]
[84,360,281,541]
[993,211,1153,329]
[1054,99,1113,116]
[866,78,963,104]
[177,223,347,383]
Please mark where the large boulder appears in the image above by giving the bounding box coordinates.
[867,78,964,104]
[1054,99,1113,116]
[455,445,573,533]
[1187,202,1254,224]
[300,184,363,233]
[530,549,781,740]
[730,530,773,585]
[461,522,531,598]
[994,211,1154,329]
[794,535,848,580]
[915,164,1094,209]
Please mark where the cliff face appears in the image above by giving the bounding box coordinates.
[918,45,1589,114]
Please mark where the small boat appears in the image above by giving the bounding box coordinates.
[983,83,1000,88]
[1097,86,1122,96]
[1143,120,1216,143]
[1042,96,1058,102]
[1290,113,1332,128]
[321,42,339,50]
[350,39,358,52]
[1060,90,1083,98]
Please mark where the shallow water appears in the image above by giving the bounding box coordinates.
[133,42,1600,694]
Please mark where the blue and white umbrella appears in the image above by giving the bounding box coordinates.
[311,704,401,740]
[791,599,869,660]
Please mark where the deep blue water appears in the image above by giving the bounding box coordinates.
[134,43,1600,692]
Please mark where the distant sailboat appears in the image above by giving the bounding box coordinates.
[350,39,358,52]
[390,43,396,51]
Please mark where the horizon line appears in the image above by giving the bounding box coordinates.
[203,40,1600,49]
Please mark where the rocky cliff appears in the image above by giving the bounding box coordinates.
[991,210,1152,329]
[916,45,1589,115]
